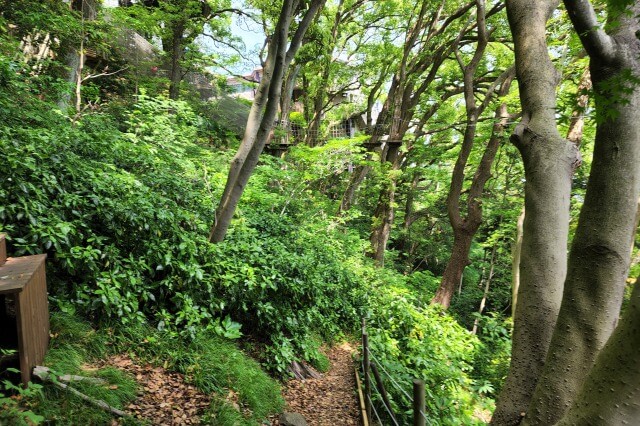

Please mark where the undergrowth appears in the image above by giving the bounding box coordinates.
[0,27,509,424]
[7,313,283,425]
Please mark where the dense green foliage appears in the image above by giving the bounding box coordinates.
[4,0,637,424]
[0,44,502,422]
[0,58,366,375]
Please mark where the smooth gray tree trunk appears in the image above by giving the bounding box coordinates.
[491,1,580,424]
[554,280,640,425]
[523,1,640,424]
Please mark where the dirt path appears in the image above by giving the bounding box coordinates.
[273,342,361,426]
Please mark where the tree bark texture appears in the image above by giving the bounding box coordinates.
[432,229,474,307]
[523,1,640,424]
[491,1,580,424]
[554,280,640,425]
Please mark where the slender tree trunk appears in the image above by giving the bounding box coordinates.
[337,163,371,216]
[511,207,525,317]
[74,33,85,113]
[210,1,293,243]
[209,0,326,243]
[491,1,580,424]
[472,245,497,335]
[565,68,591,145]
[432,67,514,308]
[210,47,276,242]
[368,142,402,266]
[307,95,324,146]
[59,0,97,111]
[280,63,301,135]
[432,229,474,307]
[522,2,640,423]
[431,3,512,307]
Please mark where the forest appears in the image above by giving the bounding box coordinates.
[0,0,638,425]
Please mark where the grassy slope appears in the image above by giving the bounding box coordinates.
[21,313,284,425]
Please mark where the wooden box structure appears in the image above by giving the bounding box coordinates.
[0,234,49,385]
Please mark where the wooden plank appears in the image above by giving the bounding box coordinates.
[0,233,6,266]
[0,254,47,294]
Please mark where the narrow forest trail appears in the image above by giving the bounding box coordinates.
[272,343,361,426]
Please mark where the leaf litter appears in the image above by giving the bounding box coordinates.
[96,354,211,425]
[271,342,360,426]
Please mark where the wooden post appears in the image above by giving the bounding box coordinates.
[0,253,49,385]
[0,233,6,266]
[413,379,426,426]
[362,325,371,423]
[371,362,398,425]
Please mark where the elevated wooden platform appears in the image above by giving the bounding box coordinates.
[0,234,49,386]
[264,142,294,156]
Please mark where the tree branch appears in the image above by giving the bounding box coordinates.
[563,0,616,62]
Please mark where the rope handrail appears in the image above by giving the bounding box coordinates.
[368,368,400,426]
[367,394,385,426]
[367,349,413,402]
[360,330,433,426]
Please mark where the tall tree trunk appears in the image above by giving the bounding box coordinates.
[368,141,403,266]
[522,2,640,423]
[168,20,185,100]
[280,63,301,138]
[432,65,515,308]
[209,0,326,243]
[59,0,97,111]
[472,245,497,334]
[511,207,525,317]
[210,0,294,243]
[306,94,324,146]
[491,1,580,424]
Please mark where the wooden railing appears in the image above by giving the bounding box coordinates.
[358,320,429,426]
